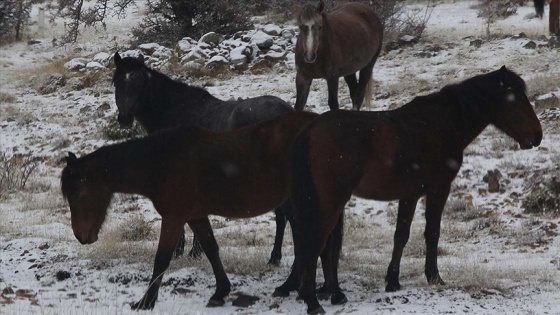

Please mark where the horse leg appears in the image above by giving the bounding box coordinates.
[424,187,451,286]
[295,72,312,111]
[188,234,203,259]
[298,193,352,314]
[187,217,231,306]
[385,197,420,292]
[132,217,183,310]
[326,77,340,110]
[273,200,300,297]
[551,0,560,35]
[268,203,288,266]
[317,213,347,305]
[173,228,186,257]
[344,74,358,106]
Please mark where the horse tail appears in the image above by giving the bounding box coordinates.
[534,0,545,18]
[364,75,374,109]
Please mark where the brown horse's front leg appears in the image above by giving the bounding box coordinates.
[187,217,231,307]
[132,217,183,310]
[424,188,451,286]
[385,197,420,292]
[295,73,312,111]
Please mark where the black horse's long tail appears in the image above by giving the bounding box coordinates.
[534,0,545,18]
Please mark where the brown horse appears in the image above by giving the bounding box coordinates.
[279,66,542,314]
[534,0,560,36]
[61,111,318,310]
[294,0,383,111]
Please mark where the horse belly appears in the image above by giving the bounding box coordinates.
[353,167,425,201]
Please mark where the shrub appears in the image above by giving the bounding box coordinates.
[101,114,145,140]
[0,0,35,44]
[523,177,560,217]
[0,152,40,196]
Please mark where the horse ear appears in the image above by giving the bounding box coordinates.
[114,52,121,66]
[498,66,509,87]
[138,54,145,63]
[66,152,78,165]
[317,0,325,14]
[500,65,507,72]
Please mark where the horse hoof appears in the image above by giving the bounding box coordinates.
[331,292,347,305]
[308,306,326,315]
[130,300,154,310]
[272,288,289,297]
[267,257,281,266]
[316,291,330,301]
[206,298,225,307]
[232,294,260,307]
[385,282,401,292]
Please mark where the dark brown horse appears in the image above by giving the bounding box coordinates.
[61,111,318,310]
[294,0,383,111]
[279,66,542,314]
[534,0,560,36]
[113,52,294,264]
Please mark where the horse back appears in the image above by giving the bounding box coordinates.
[299,110,462,201]
[228,96,293,129]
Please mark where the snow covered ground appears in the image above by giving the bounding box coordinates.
[1,1,559,314]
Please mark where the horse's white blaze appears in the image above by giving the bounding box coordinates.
[125,73,131,81]
[304,20,316,54]
[507,93,516,102]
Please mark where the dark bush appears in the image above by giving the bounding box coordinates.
[523,177,560,217]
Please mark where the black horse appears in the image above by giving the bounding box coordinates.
[113,52,293,264]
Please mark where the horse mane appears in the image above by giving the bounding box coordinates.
[439,67,526,110]
[112,56,213,99]
[61,124,202,200]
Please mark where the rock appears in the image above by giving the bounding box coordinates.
[535,94,559,109]
[93,52,111,66]
[39,73,66,94]
[251,31,274,49]
[264,51,287,62]
[548,36,560,48]
[64,58,88,71]
[230,46,248,70]
[199,32,224,47]
[138,43,161,55]
[180,46,208,65]
[399,35,418,45]
[523,41,537,49]
[470,38,484,48]
[152,46,174,60]
[65,77,85,91]
[177,37,196,54]
[97,101,111,117]
[250,59,273,74]
[232,294,260,307]
[183,60,204,71]
[205,55,229,70]
[86,61,105,70]
[282,29,296,40]
[262,24,282,36]
[56,271,71,281]
[483,169,502,193]
[27,40,41,45]
[121,49,142,58]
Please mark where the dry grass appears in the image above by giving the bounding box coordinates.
[526,73,560,100]
[0,92,16,104]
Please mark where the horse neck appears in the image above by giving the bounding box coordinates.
[82,142,161,198]
[319,13,332,59]
[137,70,220,132]
[441,85,494,150]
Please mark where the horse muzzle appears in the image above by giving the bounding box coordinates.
[75,230,98,245]
[304,53,317,63]
[520,131,543,149]
[117,113,134,129]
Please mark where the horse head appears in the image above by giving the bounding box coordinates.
[296,0,325,63]
[113,52,151,128]
[490,66,543,149]
[61,152,111,245]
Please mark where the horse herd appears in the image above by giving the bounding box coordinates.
[60,1,545,314]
